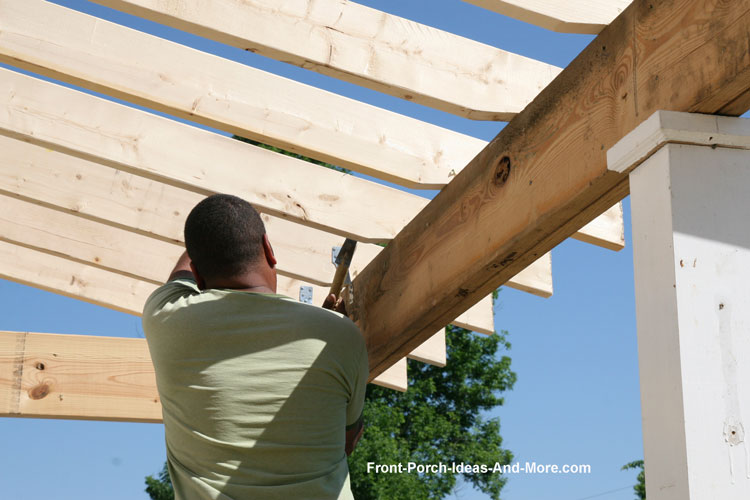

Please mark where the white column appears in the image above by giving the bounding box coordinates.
[608,111,750,500]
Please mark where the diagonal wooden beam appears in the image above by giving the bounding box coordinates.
[0,68,426,244]
[462,0,631,34]
[0,0,486,189]
[0,134,552,300]
[0,137,501,333]
[0,67,624,250]
[352,0,750,379]
[91,0,560,120]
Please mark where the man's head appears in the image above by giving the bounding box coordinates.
[184,194,275,287]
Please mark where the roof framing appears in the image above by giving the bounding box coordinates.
[90,0,560,120]
[351,0,750,379]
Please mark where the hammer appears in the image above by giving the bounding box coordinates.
[329,238,357,299]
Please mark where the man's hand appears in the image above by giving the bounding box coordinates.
[322,293,347,316]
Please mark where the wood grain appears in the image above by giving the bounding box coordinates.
[0,132,549,307]
[91,0,560,120]
[0,0,485,189]
[462,0,631,34]
[0,331,161,422]
[351,0,750,379]
[0,67,426,244]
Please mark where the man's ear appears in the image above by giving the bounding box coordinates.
[190,261,207,290]
[262,233,277,268]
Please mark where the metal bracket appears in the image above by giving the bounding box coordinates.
[299,286,313,304]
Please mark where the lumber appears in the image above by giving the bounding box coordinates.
[0,331,407,421]
[0,68,624,251]
[462,0,631,34]
[0,0,486,189]
[0,112,551,302]
[0,331,161,422]
[0,143,498,335]
[91,0,560,120]
[0,67,426,244]
[0,243,404,389]
[350,0,750,379]
[0,0,631,249]
[0,197,446,366]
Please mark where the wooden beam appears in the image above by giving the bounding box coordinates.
[0,68,624,251]
[0,0,486,189]
[0,243,404,389]
[407,330,446,367]
[0,116,552,302]
[0,68,426,244]
[462,0,631,34]
[0,331,406,421]
[90,0,560,120]
[0,331,162,422]
[0,143,498,336]
[351,0,750,379]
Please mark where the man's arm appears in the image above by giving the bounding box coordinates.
[345,414,364,456]
[167,250,195,282]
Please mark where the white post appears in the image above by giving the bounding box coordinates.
[608,111,750,500]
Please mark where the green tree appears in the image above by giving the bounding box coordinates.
[622,460,646,500]
[348,325,516,500]
[145,463,174,500]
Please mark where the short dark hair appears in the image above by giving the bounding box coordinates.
[184,194,266,281]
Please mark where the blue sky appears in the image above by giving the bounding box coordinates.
[0,1,644,499]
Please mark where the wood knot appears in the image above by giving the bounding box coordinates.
[492,156,511,186]
[35,362,45,371]
[29,383,51,400]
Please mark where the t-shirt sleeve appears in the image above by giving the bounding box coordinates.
[142,277,201,319]
[346,338,368,428]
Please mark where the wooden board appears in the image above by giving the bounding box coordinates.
[350,0,750,379]
[0,331,407,421]
[0,0,486,189]
[91,0,560,120]
[0,331,161,422]
[462,0,631,34]
[0,67,426,244]
[0,67,624,250]
[0,120,552,303]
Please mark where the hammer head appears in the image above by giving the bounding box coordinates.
[335,238,357,267]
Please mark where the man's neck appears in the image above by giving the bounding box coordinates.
[202,271,276,294]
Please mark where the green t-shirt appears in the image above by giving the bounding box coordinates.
[142,278,368,500]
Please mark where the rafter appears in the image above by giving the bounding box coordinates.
[0,0,485,189]
[0,138,501,332]
[462,0,632,34]
[351,0,750,379]
[0,68,426,244]
[0,67,624,250]
[91,0,560,120]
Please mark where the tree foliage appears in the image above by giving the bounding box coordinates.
[232,136,349,173]
[145,463,174,500]
[622,460,646,500]
[348,325,516,499]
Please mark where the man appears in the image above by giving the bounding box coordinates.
[143,194,367,499]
